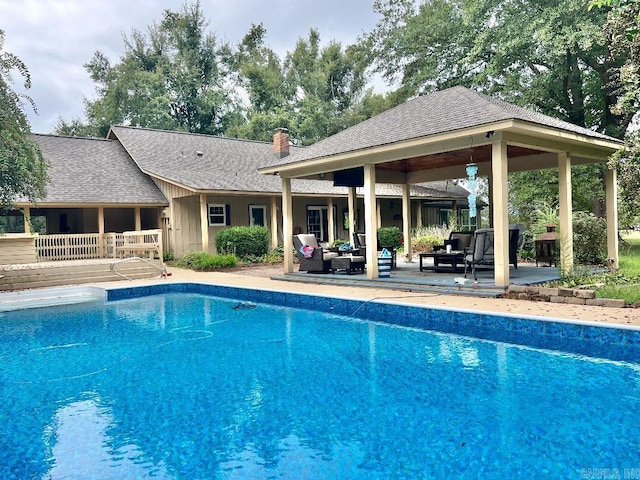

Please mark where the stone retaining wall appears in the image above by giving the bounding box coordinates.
[505,285,626,308]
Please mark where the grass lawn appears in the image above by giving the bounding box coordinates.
[595,231,640,304]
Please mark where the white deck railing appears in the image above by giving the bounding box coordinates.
[35,229,163,263]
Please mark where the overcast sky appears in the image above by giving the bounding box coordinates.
[1,0,383,134]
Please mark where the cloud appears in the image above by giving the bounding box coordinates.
[1,0,381,134]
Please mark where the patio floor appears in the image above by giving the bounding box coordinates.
[273,257,562,298]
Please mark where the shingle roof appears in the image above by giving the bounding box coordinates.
[265,86,621,167]
[31,134,168,205]
[109,126,471,200]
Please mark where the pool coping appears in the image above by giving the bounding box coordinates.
[104,282,640,364]
[0,286,106,312]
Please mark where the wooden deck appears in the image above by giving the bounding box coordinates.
[0,258,165,291]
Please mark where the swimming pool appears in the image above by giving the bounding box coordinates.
[1,283,639,478]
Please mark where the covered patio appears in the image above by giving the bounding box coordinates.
[259,86,623,287]
[272,257,563,298]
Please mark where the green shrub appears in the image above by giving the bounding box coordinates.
[412,235,443,253]
[573,211,607,265]
[242,249,284,264]
[377,226,402,249]
[215,226,269,259]
[175,251,238,271]
[163,251,175,262]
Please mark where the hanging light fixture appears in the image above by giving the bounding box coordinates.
[466,138,478,219]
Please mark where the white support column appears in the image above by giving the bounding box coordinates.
[416,201,423,228]
[270,196,278,249]
[363,164,378,278]
[491,139,510,287]
[402,183,412,261]
[98,207,105,257]
[199,194,209,253]
[23,206,30,234]
[605,166,619,269]
[376,199,382,227]
[328,197,335,245]
[558,152,574,274]
[282,177,294,273]
[487,175,494,227]
[134,207,141,231]
[348,187,356,243]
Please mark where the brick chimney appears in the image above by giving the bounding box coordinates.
[273,127,290,159]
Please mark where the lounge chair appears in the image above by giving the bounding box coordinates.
[293,234,338,273]
[464,227,522,280]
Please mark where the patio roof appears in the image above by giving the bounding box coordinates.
[259,86,622,183]
[260,86,624,286]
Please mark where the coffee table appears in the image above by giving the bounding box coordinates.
[419,251,466,273]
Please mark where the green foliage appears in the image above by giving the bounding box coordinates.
[66,2,236,137]
[0,30,48,207]
[175,251,238,271]
[363,0,626,133]
[241,248,284,265]
[531,205,608,266]
[163,251,175,262]
[573,211,608,265]
[530,203,560,239]
[411,225,451,253]
[543,233,640,304]
[412,235,444,254]
[377,226,402,249]
[509,164,607,224]
[215,225,269,259]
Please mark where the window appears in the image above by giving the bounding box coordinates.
[306,205,337,243]
[208,204,227,226]
[249,205,266,227]
[460,209,477,231]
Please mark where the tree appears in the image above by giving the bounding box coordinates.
[591,0,640,227]
[283,29,368,144]
[0,29,48,208]
[62,1,236,137]
[225,24,293,142]
[362,0,629,136]
[361,0,632,223]
[228,26,372,145]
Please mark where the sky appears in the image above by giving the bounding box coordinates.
[1,0,383,134]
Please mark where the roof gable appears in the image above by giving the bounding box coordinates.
[30,134,167,205]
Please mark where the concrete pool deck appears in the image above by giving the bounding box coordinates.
[79,264,640,328]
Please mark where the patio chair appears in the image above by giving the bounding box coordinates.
[433,231,473,252]
[464,227,523,280]
[293,234,338,273]
[352,232,397,268]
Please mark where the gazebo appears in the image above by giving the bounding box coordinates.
[259,86,623,287]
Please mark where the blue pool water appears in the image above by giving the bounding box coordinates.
[1,287,639,479]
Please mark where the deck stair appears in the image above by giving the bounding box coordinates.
[0,258,164,291]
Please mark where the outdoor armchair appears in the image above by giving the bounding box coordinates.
[293,234,338,273]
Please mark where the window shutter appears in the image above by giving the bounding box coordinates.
[225,204,231,226]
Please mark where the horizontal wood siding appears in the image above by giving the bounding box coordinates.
[0,236,36,265]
